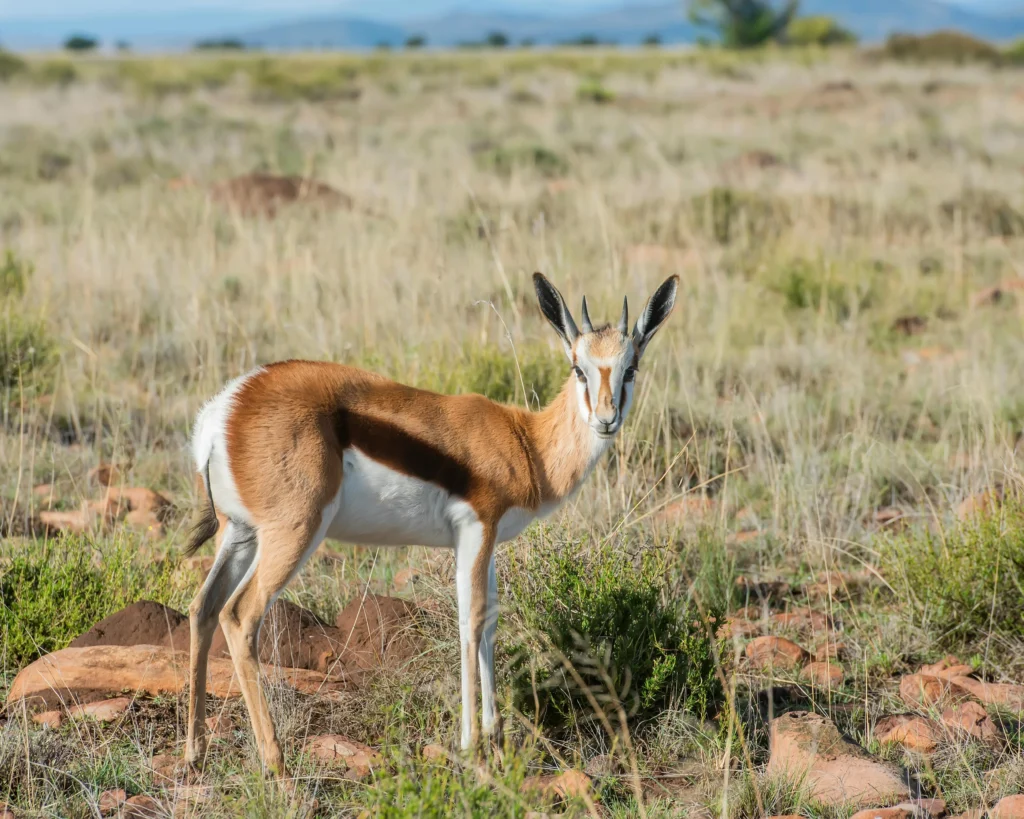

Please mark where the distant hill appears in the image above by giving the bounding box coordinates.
[3,0,1024,52]
[232,1,1024,50]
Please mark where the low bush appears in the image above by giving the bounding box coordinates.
[0,536,182,667]
[507,535,723,732]
[881,31,1001,64]
[786,16,856,46]
[0,313,54,390]
[690,186,788,245]
[576,77,615,103]
[475,141,568,180]
[880,502,1024,647]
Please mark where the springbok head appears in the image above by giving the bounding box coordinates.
[533,272,679,438]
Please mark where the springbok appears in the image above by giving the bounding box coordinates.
[183,272,679,779]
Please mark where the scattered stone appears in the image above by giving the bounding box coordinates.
[38,509,92,534]
[305,735,382,780]
[875,714,942,754]
[0,804,13,819]
[204,713,233,741]
[89,464,121,487]
[849,809,913,819]
[941,700,1001,741]
[718,617,760,640]
[584,754,621,779]
[520,770,593,803]
[421,743,447,763]
[70,601,187,652]
[334,594,425,671]
[181,555,215,580]
[770,607,833,633]
[801,661,844,687]
[899,674,975,708]
[70,696,132,722]
[99,789,127,815]
[814,638,849,662]
[149,754,182,783]
[991,795,1024,819]
[766,711,910,807]
[122,795,163,818]
[900,798,947,817]
[952,677,1024,711]
[32,710,62,729]
[920,656,975,680]
[7,645,351,710]
[746,636,810,671]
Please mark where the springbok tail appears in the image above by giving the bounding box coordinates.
[183,460,219,557]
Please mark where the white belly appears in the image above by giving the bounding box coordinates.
[326,447,457,548]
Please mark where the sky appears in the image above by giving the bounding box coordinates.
[0,0,1014,21]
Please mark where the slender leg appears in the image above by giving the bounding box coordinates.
[185,521,257,767]
[455,520,494,753]
[219,519,322,782]
[478,552,503,748]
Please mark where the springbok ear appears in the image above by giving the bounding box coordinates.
[533,272,579,359]
[632,275,679,354]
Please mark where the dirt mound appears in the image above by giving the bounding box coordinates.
[334,594,425,671]
[70,601,187,652]
[209,173,352,217]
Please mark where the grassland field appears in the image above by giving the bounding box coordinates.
[2,44,1024,818]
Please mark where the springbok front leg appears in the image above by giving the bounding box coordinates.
[479,551,503,750]
[455,518,496,753]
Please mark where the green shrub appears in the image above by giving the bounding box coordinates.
[0,537,182,667]
[507,535,723,732]
[770,257,875,320]
[0,50,27,82]
[1004,39,1024,64]
[576,78,615,103]
[690,186,788,244]
[786,15,856,46]
[0,312,54,389]
[881,31,1001,64]
[940,190,1024,238]
[880,503,1024,647]
[476,142,569,180]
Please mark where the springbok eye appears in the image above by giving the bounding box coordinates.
[624,366,638,383]
[573,366,587,383]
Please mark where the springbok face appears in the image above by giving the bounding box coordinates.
[533,272,680,439]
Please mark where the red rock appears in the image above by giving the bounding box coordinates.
[104,487,170,515]
[149,754,182,783]
[123,795,163,818]
[32,710,62,729]
[89,464,121,487]
[0,804,14,819]
[204,713,233,740]
[6,645,351,710]
[99,789,127,815]
[920,656,975,680]
[950,809,985,819]
[718,617,760,640]
[70,696,132,722]
[421,743,447,762]
[941,701,1001,741]
[38,509,91,534]
[951,677,1024,710]
[520,770,593,802]
[801,661,844,687]
[814,638,848,662]
[766,711,910,807]
[875,715,942,753]
[991,795,1024,819]
[746,636,809,671]
[899,674,975,708]
[770,607,833,633]
[900,799,947,817]
[306,735,382,780]
[849,809,913,819]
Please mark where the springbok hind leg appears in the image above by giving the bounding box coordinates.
[219,519,323,784]
[185,520,258,767]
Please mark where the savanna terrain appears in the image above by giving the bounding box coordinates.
[2,43,1024,818]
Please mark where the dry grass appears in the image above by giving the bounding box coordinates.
[2,47,1024,817]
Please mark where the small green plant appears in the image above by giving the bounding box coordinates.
[576,77,615,104]
[786,15,857,46]
[0,536,183,667]
[476,142,569,179]
[0,312,53,389]
[690,186,787,244]
[0,249,32,298]
[880,503,1024,648]
[508,535,723,732]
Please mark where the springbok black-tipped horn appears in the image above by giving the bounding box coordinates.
[618,296,629,335]
[581,295,594,333]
